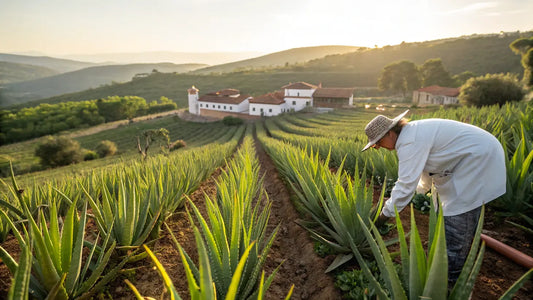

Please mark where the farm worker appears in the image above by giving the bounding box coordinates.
[362,110,506,287]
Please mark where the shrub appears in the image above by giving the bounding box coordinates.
[95,140,117,157]
[459,73,525,107]
[169,139,187,151]
[84,150,98,161]
[222,116,244,126]
[35,136,84,168]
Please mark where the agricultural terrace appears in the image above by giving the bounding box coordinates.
[0,104,532,299]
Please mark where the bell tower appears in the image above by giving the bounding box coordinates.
[187,86,199,115]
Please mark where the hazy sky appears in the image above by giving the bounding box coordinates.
[1,0,532,55]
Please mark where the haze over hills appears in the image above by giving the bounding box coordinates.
[0,46,363,106]
[56,51,264,66]
[0,53,97,73]
[0,63,207,106]
[0,61,59,84]
[191,46,362,74]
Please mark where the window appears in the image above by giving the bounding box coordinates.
[260,108,264,112]
[224,106,226,110]
[306,101,310,106]
[297,92,300,96]
[206,104,208,108]
[200,104,203,107]
[269,109,272,113]
[252,107,256,111]
[218,105,221,109]
[230,106,233,110]
[292,101,296,105]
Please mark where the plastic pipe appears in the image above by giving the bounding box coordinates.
[480,233,533,269]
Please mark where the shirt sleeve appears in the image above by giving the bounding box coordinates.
[382,141,432,217]
[416,172,432,194]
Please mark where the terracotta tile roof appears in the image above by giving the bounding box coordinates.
[198,94,250,104]
[313,87,355,98]
[187,86,199,94]
[215,89,240,96]
[416,85,460,97]
[249,91,285,105]
[281,82,318,90]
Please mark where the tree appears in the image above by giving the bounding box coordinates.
[453,71,477,86]
[35,136,84,168]
[459,73,525,107]
[510,37,533,87]
[378,60,420,99]
[420,58,454,87]
[136,128,170,159]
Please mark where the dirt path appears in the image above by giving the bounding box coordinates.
[254,137,341,300]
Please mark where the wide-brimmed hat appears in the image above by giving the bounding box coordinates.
[361,110,409,151]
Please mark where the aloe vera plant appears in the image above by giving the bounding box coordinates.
[180,137,280,299]
[0,174,127,299]
[127,226,293,300]
[126,137,291,299]
[350,203,532,299]
[260,137,387,272]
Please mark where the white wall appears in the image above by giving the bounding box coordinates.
[284,88,315,98]
[197,98,251,114]
[284,97,312,112]
[188,93,199,115]
[413,91,458,106]
[249,103,288,116]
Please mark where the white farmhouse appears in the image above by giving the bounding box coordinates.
[188,87,252,115]
[249,91,287,117]
[413,85,460,106]
[281,82,317,111]
[187,81,355,119]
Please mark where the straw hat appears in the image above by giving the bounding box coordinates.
[361,110,409,151]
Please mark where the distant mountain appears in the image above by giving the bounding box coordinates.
[0,53,97,73]
[58,51,264,66]
[0,63,207,106]
[0,61,59,84]
[191,46,362,74]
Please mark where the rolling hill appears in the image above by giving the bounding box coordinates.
[299,31,533,76]
[10,71,375,109]
[0,53,97,73]
[4,32,532,109]
[0,61,59,84]
[191,46,362,74]
[0,63,207,106]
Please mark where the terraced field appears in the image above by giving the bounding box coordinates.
[0,106,531,299]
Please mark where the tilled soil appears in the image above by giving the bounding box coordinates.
[0,139,532,299]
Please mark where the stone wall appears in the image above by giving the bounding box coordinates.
[200,109,260,120]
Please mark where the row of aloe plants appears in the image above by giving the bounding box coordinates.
[257,119,533,299]
[0,129,244,298]
[257,121,387,272]
[264,116,399,194]
[135,133,293,299]
[0,126,244,243]
[269,103,533,229]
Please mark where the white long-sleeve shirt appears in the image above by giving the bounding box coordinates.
[382,119,506,217]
